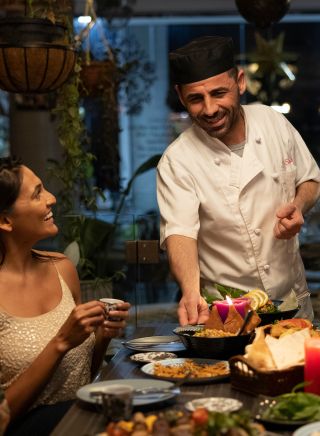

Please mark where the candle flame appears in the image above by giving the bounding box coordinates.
[226,295,233,305]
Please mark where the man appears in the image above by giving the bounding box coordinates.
[157,35,320,325]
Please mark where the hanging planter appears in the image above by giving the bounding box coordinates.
[0,17,76,93]
[235,0,291,29]
[80,60,118,97]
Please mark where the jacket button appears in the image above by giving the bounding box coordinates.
[214,158,221,165]
[271,172,279,180]
[263,264,270,271]
[254,228,261,235]
[256,138,262,144]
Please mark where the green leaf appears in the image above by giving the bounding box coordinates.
[122,154,162,196]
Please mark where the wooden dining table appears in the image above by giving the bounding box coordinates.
[51,322,292,436]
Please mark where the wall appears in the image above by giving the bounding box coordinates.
[10,103,63,194]
[74,0,320,16]
[120,24,170,214]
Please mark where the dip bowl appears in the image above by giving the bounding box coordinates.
[173,325,253,360]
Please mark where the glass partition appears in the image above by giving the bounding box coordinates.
[38,212,176,328]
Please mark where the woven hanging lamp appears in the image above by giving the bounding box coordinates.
[0,6,76,93]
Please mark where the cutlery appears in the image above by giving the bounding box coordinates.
[123,339,180,346]
[134,371,191,395]
[237,310,254,336]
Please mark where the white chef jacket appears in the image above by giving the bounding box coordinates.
[157,104,320,304]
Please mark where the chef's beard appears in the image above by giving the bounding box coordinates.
[191,92,242,141]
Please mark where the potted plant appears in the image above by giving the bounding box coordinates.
[47,6,159,300]
[75,3,155,192]
[0,0,76,93]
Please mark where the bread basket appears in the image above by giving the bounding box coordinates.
[229,355,304,396]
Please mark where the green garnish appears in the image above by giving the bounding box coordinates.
[205,411,262,435]
[202,283,247,304]
[262,391,320,422]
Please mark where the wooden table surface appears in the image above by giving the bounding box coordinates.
[51,323,293,436]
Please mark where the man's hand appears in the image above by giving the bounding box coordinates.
[177,294,209,326]
[273,203,304,240]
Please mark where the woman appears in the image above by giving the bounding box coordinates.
[0,157,130,435]
[0,388,9,436]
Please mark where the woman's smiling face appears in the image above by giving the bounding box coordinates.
[8,166,58,242]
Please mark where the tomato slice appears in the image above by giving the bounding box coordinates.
[192,408,209,425]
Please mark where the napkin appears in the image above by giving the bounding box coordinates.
[278,289,298,311]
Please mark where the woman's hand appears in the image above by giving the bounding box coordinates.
[55,301,106,353]
[97,302,131,339]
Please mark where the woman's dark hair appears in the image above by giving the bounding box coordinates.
[0,157,22,265]
[0,157,59,265]
[0,156,22,214]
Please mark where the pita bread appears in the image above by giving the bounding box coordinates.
[245,326,275,370]
[265,328,310,370]
[205,305,225,330]
[224,305,244,334]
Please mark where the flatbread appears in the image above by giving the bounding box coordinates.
[224,305,244,334]
[245,326,275,370]
[265,328,310,370]
[205,305,225,330]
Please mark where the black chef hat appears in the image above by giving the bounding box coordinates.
[169,36,235,85]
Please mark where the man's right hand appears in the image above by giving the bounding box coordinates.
[177,294,209,326]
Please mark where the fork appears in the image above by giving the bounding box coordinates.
[134,371,191,395]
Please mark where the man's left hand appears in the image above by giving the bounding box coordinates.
[273,203,304,240]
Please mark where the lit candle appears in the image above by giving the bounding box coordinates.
[214,300,230,322]
[215,296,249,322]
[304,337,320,395]
[233,297,250,318]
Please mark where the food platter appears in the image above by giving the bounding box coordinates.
[76,379,180,407]
[130,352,178,363]
[293,421,320,436]
[123,336,186,353]
[185,397,243,413]
[253,396,314,430]
[258,300,299,325]
[173,325,252,359]
[140,357,230,384]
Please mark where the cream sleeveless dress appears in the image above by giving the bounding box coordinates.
[0,271,95,408]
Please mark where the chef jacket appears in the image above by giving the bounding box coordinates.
[157,104,320,303]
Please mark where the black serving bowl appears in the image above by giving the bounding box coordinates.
[173,325,253,360]
[258,300,299,326]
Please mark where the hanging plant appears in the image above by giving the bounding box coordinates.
[74,1,155,194]
[0,0,76,93]
[235,0,291,29]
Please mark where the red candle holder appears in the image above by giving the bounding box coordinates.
[304,337,320,395]
[214,297,250,322]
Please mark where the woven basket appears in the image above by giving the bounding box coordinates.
[229,355,304,397]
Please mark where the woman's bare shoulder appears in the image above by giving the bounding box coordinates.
[33,250,80,300]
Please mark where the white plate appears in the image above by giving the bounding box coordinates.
[76,379,179,407]
[293,421,320,436]
[140,358,230,384]
[185,397,243,413]
[130,352,178,363]
[123,336,185,352]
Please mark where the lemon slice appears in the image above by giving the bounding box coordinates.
[245,294,259,310]
[253,289,269,306]
[243,289,268,309]
[245,291,264,307]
